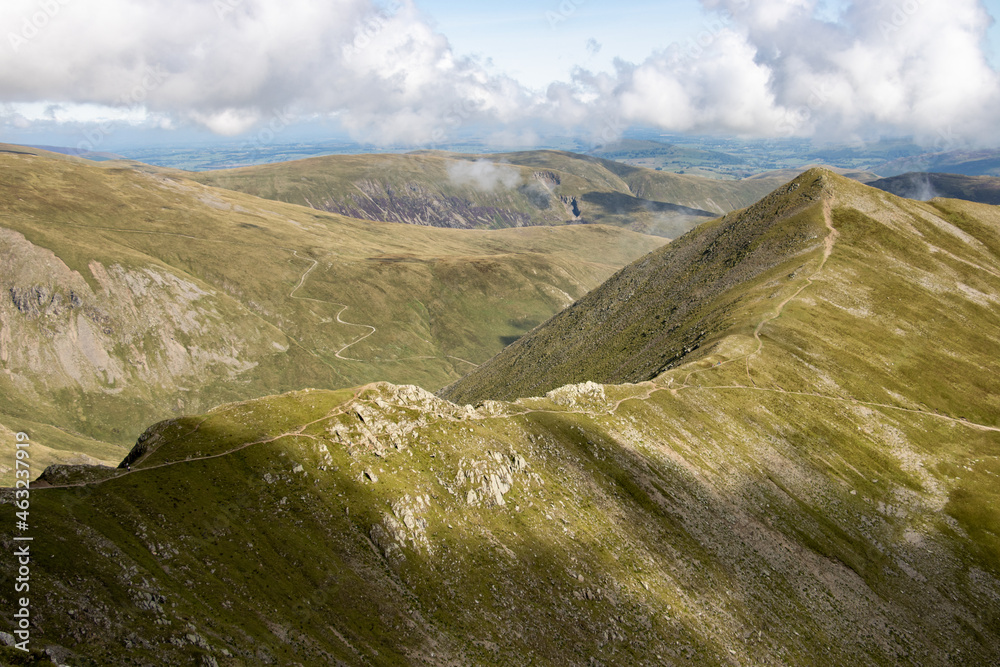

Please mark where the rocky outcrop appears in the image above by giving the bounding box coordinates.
[560,195,582,219]
[455,449,532,507]
[545,380,607,408]
[320,180,534,229]
[532,171,561,188]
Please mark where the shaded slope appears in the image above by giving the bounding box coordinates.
[5,370,999,664]
[869,171,1000,205]
[441,169,833,404]
[443,168,1000,415]
[0,148,663,482]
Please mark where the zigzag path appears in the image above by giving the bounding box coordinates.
[33,197,999,492]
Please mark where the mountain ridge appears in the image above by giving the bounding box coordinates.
[190,150,788,237]
[0,147,664,483]
[3,162,1000,666]
[440,168,835,404]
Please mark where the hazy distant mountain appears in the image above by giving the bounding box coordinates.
[6,168,999,665]
[190,150,793,238]
[868,171,1000,205]
[875,148,1000,177]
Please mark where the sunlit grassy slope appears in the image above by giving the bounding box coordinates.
[0,145,664,482]
[2,168,999,665]
[442,169,1000,416]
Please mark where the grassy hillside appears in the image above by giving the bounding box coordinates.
[4,365,998,663]
[441,169,832,403]
[191,150,828,238]
[2,167,999,665]
[442,169,1000,412]
[456,150,786,215]
[0,147,664,482]
[190,150,716,238]
[191,150,891,242]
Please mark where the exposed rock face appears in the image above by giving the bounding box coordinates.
[560,195,582,219]
[455,449,532,507]
[320,180,534,229]
[546,380,606,407]
[0,230,267,394]
[532,171,561,188]
[0,227,286,473]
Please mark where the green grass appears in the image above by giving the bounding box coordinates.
[2,164,1000,665]
[0,147,664,483]
[442,169,832,404]
[5,360,999,664]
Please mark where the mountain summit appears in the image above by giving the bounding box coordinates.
[441,168,836,403]
[441,168,1000,416]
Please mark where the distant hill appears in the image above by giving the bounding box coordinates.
[751,164,880,184]
[875,148,1000,177]
[7,168,1000,665]
[190,150,796,238]
[26,144,124,161]
[0,146,663,483]
[868,171,1000,205]
[189,151,886,238]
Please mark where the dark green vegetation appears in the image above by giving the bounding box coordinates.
[1,169,999,665]
[870,172,1000,205]
[0,145,664,483]
[190,150,789,236]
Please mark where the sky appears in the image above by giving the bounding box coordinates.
[1,0,999,151]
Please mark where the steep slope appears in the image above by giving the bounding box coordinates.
[467,150,784,215]
[0,148,663,482]
[442,169,1000,410]
[193,150,892,241]
[869,171,1000,205]
[441,169,832,403]
[4,372,999,664]
[3,167,999,665]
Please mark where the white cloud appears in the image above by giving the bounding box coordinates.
[446,159,522,191]
[0,0,533,144]
[0,0,997,147]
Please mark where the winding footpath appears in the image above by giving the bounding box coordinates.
[32,197,999,493]
[289,252,377,362]
[743,198,839,386]
[679,198,838,389]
